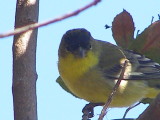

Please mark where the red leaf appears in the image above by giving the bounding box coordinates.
[141,21,160,52]
[112,10,135,49]
[130,20,160,63]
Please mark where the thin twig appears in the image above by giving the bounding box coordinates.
[123,102,141,119]
[136,30,140,37]
[0,0,101,38]
[98,60,129,120]
[158,14,160,20]
[151,16,154,24]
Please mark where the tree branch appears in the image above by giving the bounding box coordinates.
[98,60,129,120]
[0,0,101,38]
[12,0,39,120]
[137,94,160,120]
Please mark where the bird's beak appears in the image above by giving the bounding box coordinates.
[76,47,86,58]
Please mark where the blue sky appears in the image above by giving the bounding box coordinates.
[0,0,160,120]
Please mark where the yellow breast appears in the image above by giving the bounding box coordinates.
[58,51,98,86]
[58,51,160,107]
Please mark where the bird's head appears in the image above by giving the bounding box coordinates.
[59,28,93,58]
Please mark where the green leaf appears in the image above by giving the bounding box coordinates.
[140,98,153,104]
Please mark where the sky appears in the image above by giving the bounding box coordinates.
[0,0,160,120]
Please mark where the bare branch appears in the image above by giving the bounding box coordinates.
[12,0,39,120]
[98,60,129,120]
[123,102,141,119]
[0,0,101,38]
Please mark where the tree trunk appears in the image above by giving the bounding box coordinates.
[12,0,39,120]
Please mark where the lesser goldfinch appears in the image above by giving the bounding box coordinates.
[57,28,160,107]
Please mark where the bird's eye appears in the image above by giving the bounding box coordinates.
[89,44,92,49]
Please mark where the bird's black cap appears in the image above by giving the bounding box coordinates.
[62,28,92,52]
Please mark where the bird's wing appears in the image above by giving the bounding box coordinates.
[56,76,79,98]
[97,41,160,82]
[96,40,126,79]
[125,50,160,80]
[124,50,160,89]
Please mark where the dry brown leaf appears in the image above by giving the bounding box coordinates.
[112,10,135,49]
[130,20,160,63]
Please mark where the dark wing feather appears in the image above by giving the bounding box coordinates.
[125,50,160,80]
[96,40,126,79]
[94,41,160,89]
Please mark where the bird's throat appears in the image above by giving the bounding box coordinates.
[58,51,98,82]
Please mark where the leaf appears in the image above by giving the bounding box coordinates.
[56,76,79,98]
[140,98,153,104]
[129,20,160,63]
[112,10,135,49]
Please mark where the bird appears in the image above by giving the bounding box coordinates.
[57,28,160,107]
